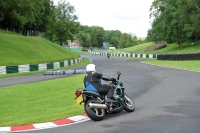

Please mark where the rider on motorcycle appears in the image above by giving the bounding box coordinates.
[84,64,116,110]
[107,53,110,58]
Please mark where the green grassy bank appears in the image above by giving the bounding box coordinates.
[0,29,79,66]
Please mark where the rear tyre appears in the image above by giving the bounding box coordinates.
[124,93,135,112]
[84,99,105,121]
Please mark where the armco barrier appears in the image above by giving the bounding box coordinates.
[0,57,82,75]
[157,53,200,60]
[90,51,157,59]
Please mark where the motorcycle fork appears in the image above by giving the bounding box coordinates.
[112,88,125,112]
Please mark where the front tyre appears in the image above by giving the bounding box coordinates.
[124,93,135,112]
[84,99,105,121]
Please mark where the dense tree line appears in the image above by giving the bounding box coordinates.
[0,0,142,48]
[0,0,78,46]
[147,0,200,49]
[0,0,55,35]
[74,25,139,48]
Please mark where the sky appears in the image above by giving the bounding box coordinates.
[53,0,154,37]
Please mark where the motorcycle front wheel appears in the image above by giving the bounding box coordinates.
[84,99,106,121]
[124,93,135,112]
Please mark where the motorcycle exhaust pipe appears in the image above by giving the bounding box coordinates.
[88,103,107,109]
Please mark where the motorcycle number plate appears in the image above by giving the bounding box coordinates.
[76,94,83,104]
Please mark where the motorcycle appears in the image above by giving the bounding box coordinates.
[107,53,110,58]
[74,71,135,121]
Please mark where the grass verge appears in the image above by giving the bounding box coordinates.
[0,74,85,126]
[142,59,200,72]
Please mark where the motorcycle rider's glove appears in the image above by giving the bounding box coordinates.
[101,77,116,82]
[110,78,116,82]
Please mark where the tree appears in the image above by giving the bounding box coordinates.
[107,30,121,47]
[48,0,78,46]
[85,33,92,47]
[148,0,200,48]
[37,0,55,32]
[119,33,128,48]
[0,0,56,36]
[75,32,91,47]
[149,0,185,49]
[177,0,200,45]
[0,0,36,29]
[74,22,138,48]
[88,26,104,47]
[0,0,6,23]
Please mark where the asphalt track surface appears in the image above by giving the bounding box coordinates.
[1,53,200,133]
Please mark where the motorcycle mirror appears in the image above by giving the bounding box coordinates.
[117,71,121,80]
[117,71,121,75]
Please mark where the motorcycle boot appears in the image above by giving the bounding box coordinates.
[107,98,116,112]
[107,97,116,103]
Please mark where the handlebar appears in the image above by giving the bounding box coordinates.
[101,71,121,82]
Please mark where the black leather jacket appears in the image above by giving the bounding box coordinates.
[84,71,102,91]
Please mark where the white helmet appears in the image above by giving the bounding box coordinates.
[86,64,96,72]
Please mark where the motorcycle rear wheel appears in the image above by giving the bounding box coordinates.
[84,99,106,121]
[124,93,135,112]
